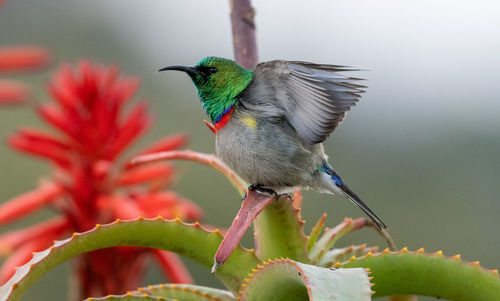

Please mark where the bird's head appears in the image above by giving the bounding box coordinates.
[159,57,253,122]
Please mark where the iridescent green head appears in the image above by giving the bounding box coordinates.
[159,57,253,122]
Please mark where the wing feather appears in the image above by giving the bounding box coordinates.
[255,60,365,144]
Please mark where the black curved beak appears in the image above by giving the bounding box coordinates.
[158,65,201,76]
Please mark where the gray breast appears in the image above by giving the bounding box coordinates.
[215,109,325,187]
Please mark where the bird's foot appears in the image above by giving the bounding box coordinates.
[248,184,278,198]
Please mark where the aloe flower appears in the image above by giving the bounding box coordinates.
[0,62,202,297]
[0,46,50,105]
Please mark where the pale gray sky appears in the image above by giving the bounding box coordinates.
[77,0,500,129]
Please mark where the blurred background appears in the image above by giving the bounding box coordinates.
[1,0,499,300]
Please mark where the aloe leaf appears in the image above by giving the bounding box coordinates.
[318,244,378,267]
[239,258,372,301]
[252,196,309,263]
[339,248,500,300]
[85,294,172,301]
[306,213,326,252]
[309,218,363,262]
[0,218,260,301]
[135,284,235,301]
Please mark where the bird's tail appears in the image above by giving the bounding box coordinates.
[319,165,387,229]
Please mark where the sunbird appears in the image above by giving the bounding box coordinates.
[160,57,386,229]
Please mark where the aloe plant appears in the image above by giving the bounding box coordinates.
[1,150,499,301]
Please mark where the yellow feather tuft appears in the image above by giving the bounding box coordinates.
[240,116,258,129]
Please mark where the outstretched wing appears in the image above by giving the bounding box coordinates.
[255,60,365,145]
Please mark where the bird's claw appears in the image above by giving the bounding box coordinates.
[248,184,278,198]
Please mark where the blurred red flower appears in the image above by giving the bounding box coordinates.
[0,46,50,105]
[0,62,202,297]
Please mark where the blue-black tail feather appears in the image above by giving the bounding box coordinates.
[321,164,387,229]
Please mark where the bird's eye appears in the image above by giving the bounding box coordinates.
[196,66,218,76]
[207,67,218,74]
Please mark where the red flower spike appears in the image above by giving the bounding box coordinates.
[136,192,202,221]
[135,134,189,157]
[92,160,112,182]
[110,197,143,220]
[1,61,199,297]
[116,163,174,186]
[0,46,50,72]
[15,128,71,151]
[0,182,63,225]
[135,191,177,210]
[8,132,71,168]
[47,82,82,124]
[112,77,140,107]
[106,102,151,159]
[153,250,194,284]
[0,242,39,283]
[0,217,69,256]
[0,80,30,105]
[0,229,61,284]
[37,103,79,138]
[178,201,203,221]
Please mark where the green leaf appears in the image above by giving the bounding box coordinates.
[340,249,500,300]
[253,197,309,262]
[318,244,377,267]
[239,259,372,301]
[0,218,260,301]
[307,213,326,252]
[308,218,358,263]
[135,284,235,301]
[85,295,172,301]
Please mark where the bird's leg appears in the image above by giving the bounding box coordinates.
[248,184,278,198]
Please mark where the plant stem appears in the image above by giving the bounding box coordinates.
[130,150,247,196]
[364,218,398,251]
[229,0,258,69]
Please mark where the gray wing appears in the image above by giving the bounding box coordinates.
[254,60,365,145]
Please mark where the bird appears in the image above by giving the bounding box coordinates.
[159,57,386,229]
